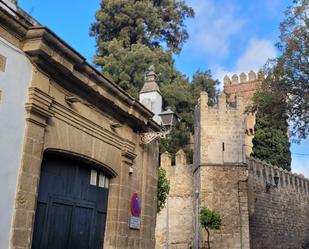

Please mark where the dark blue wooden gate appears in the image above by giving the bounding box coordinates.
[32,154,109,249]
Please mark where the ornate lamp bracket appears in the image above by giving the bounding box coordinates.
[139,130,170,145]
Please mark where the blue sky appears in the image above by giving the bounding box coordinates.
[19,0,309,177]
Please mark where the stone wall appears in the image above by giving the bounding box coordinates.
[194,91,251,249]
[223,71,262,106]
[156,150,194,249]
[156,89,309,249]
[248,157,309,249]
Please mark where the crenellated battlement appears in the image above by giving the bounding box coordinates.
[248,157,309,247]
[248,157,309,195]
[156,150,194,249]
[160,149,191,168]
[196,90,247,113]
[224,70,264,85]
[223,70,262,105]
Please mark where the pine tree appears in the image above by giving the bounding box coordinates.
[91,0,194,97]
[192,70,220,106]
[251,90,291,170]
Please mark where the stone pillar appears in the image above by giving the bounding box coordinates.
[161,151,171,171]
[175,149,187,166]
[11,87,54,249]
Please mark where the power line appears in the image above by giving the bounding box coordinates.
[291,153,309,156]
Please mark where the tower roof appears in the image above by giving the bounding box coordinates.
[140,65,161,94]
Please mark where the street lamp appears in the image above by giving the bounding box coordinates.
[140,107,179,144]
[159,107,179,129]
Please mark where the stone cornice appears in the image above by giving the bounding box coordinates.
[22,26,160,132]
[121,140,137,166]
[25,87,55,127]
[0,4,28,42]
[0,6,161,132]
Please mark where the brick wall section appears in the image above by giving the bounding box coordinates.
[156,150,194,249]
[247,158,309,249]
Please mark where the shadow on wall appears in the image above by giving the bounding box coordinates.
[303,241,309,249]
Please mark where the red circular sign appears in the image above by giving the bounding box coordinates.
[130,192,141,217]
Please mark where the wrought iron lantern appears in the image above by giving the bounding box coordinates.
[159,107,179,129]
[140,107,179,144]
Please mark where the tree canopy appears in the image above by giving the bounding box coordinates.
[200,207,222,249]
[250,90,292,170]
[91,0,194,53]
[91,0,194,97]
[265,0,309,140]
[249,0,309,169]
[91,0,219,160]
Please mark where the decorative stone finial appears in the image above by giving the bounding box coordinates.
[218,92,227,109]
[140,65,160,94]
[176,149,187,166]
[231,74,239,84]
[240,72,247,83]
[258,70,264,80]
[160,151,172,168]
[145,65,156,83]
[200,91,209,107]
[248,70,256,81]
[224,75,231,85]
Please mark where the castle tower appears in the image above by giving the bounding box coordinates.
[224,70,262,106]
[139,65,162,125]
[193,91,250,249]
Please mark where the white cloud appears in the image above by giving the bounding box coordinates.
[213,38,277,84]
[186,0,245,57]
[236,38,277,72]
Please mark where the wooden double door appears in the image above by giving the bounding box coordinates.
[32,154,109,249]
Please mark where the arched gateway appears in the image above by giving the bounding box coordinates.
[32,153,110,249]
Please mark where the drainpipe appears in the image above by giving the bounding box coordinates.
[194,190,199,249]
[238,176,249,249]
[165,196,169,249]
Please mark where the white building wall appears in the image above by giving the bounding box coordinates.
[0,37,32,249]
[139,91,162,125]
